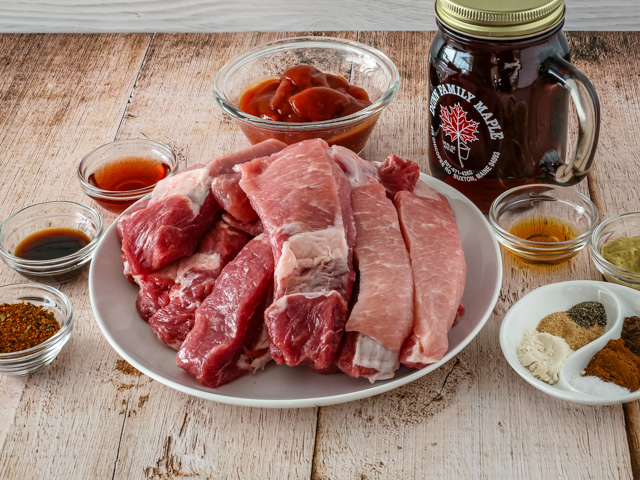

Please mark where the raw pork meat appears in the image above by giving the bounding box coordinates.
[396,180,466,367]
[133,262,179,321]
[148,220,250,350]
[118,139,285,275]
[337,180,414,381]
[377,154,420,197]
[211,173,258,223]
[210,139,287,223]
[329,146,420,198]
[221,213,263,237]
[177,234,274,388]
[237,139,356,370]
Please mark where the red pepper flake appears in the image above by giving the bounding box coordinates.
[0,302,60,353]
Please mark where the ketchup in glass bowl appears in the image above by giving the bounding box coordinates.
[213,37,400,154]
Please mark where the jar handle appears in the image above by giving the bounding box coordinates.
[541,55,600,184]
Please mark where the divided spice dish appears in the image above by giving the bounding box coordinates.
[0,283,74,375]
[213,36,400,154]
[500,280,640,405]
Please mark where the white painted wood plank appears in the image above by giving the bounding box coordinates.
[0,0,638,34]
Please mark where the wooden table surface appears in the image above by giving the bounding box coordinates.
[0,31,639,479]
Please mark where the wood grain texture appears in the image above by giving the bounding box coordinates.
[566,31,640,477]
[0,0,637,33]
[0,33,152,478]
[0,31,639,479]
[110,32,334,479]
[310,33,634,480]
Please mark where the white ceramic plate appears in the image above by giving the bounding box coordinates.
[500,280,640,405]
[89,173,502,408]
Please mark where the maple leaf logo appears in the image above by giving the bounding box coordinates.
[440,103,479,167]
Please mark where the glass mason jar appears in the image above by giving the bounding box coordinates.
[428,0,600,212]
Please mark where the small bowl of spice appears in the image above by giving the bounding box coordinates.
[0,283,73,375]
[0,201,103,283]
[77,139,178,214]
[590,212,640,290]
[489,184,599,264]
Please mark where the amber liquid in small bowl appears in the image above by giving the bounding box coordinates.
[88,156,171,213]
[507,216,579,265]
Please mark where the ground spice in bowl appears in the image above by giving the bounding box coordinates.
[621,316,640,356]
[0,302,60,353]
[584,338,640,392]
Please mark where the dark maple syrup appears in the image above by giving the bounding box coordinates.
[15,228,91,261]
[88,156,170,192]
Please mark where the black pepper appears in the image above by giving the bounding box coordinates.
[567,301,607,328]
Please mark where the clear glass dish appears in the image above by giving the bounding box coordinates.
[213,36,400,154]
[590,212,640,290]
[489,184,599,264]
[0,282,74,375]
[77,139,178,214]
[0,201,103,283]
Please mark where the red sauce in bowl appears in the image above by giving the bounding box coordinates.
[239,65,372,123]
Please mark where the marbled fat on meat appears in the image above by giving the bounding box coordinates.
[176,234,275,388]
[237,139,356,370]
[148,221,250,350]
[118,140,285,275]
[396,180,466,366]
[329,147,415,381]
[337,181,414,381]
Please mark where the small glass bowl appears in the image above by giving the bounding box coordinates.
[590,212,640,290]
[213,36,400,154]
[0,201,103,283]
[0,283,74,375]
[77,139,178,214]
[489,184,599,264]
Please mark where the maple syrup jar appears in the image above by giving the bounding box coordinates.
[429,0,600,212]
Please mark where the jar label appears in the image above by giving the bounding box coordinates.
[429,83,504,182]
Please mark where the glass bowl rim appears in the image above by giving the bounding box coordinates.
[0,200,104,268]
[488,184,599,250]
[213,35,401,130]
[77,139,178,198]
[590,211,640,282]
[0,282,74,360]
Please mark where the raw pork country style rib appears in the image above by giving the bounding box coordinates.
[329,146,414,381]
[118,140,285,275]
[148,220,250,350]
[177,234,275,388]
[396,181,466,367]
[132,262,179,321]
[329,145,420,198]
[210,139,287,223]
[337,180,414,381]
[237,139,356,370]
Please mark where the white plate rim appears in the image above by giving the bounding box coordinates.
[89,172,502,408]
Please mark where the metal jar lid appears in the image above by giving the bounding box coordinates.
[435,0,565,39]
